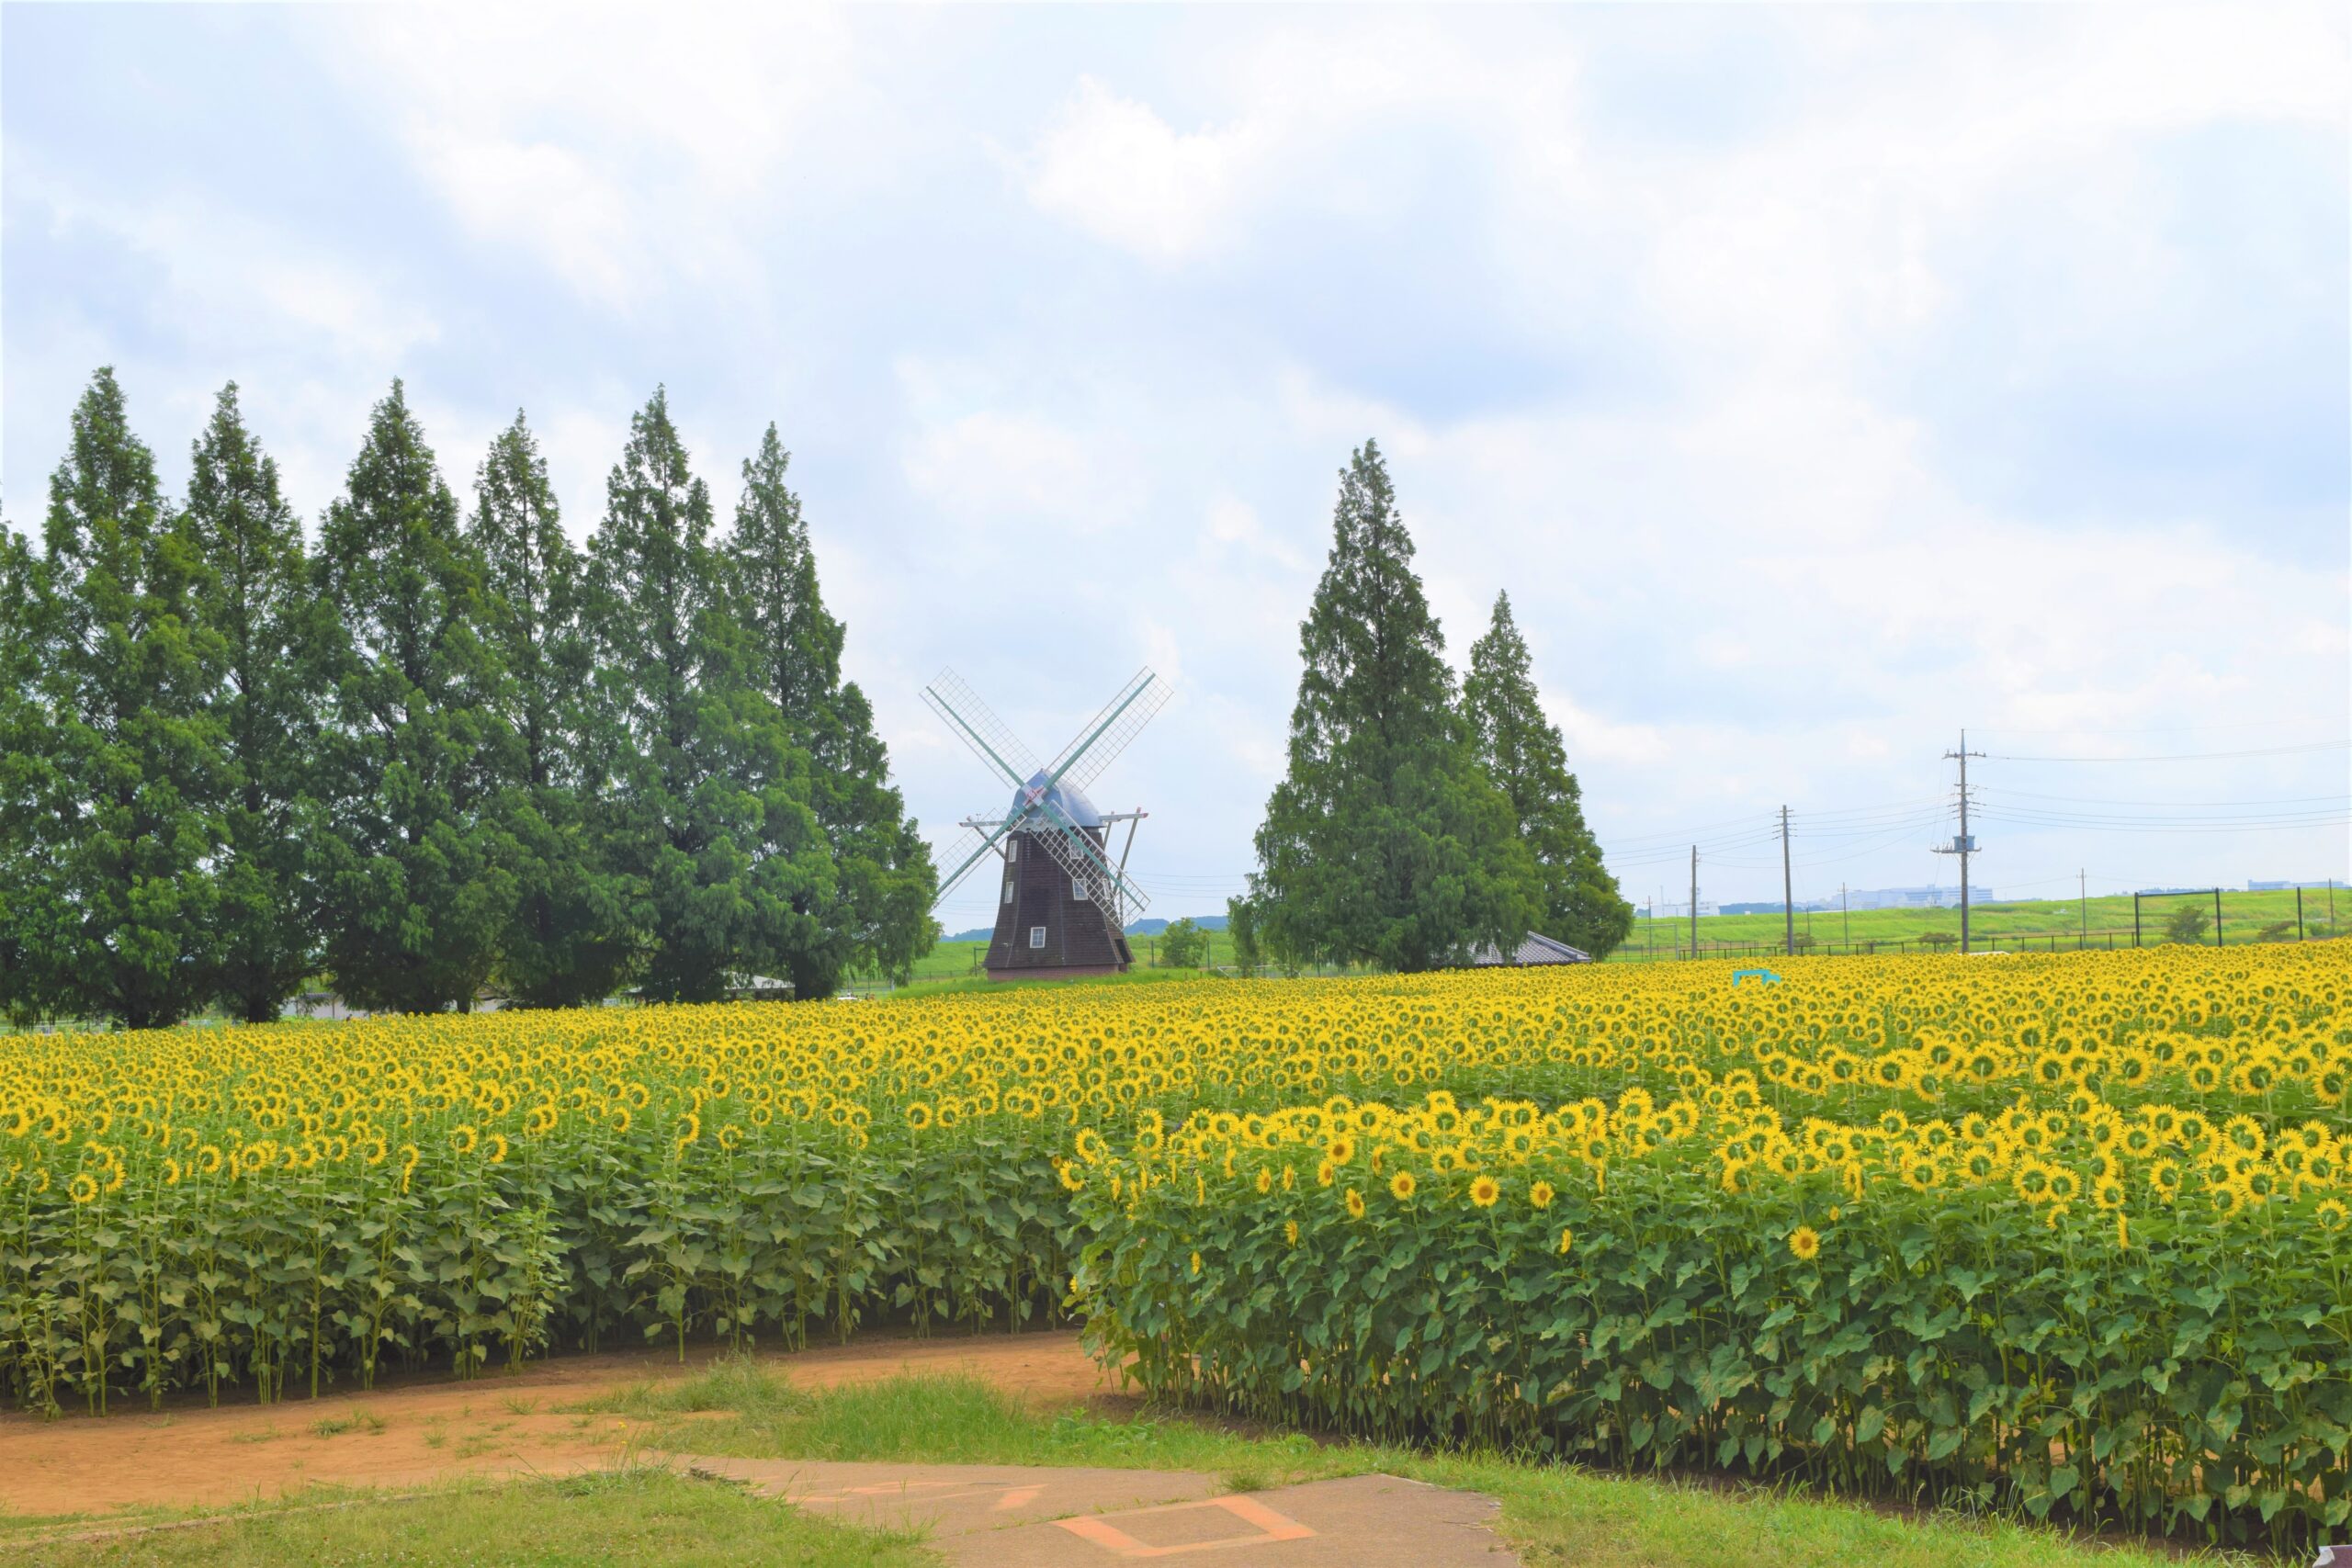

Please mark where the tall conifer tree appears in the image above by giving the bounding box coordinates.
[30,368,228,1026]
[470,411,632,1007]
[1464,592,1634,958]
[589,391,825,1002]
[1241,441,1537,971]
[311,382,515,1012]
[185,384,319,1021]
[724,425,935,997]
[0,525,53,1021]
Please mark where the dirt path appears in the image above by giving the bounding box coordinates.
[0,1331,1106,1521]
[697,1459,1521,1566]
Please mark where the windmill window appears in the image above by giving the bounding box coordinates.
[1071,879,1090,902]
[1002,878,1014,905]
[1028,926,1046,950]
[1007,840,1018,862]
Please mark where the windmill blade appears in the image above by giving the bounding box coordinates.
[930,817,1015,909]
[1043,668,1171,793]
[1030,795,1151,914]
[1026,816,1145,916]
[922,669,1041,789]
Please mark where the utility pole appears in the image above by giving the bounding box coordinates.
[1841,883,1849,950]
[1690,846,1699,962]
[2079,870,2087,949]
[1779,806,1795,957]
[1646,896,1655,962]
[1932,729,1984,953]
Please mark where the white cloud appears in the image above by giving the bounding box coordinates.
[321,3,876,308]
[1553,696,1670,770]
[1022,77,1259,263]
[408,134,646,312]
[9,156,439,370]
[9,3,2344,910]
[901,408,1123,534]
[1204,494,1306,570]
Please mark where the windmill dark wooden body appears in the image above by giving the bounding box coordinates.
[985,780,1134,976]
[924,669,1168,982]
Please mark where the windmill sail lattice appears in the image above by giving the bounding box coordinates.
[923,667,1169,976]
[1044,668,1172,794]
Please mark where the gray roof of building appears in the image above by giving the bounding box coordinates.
[1467,931,1593,966]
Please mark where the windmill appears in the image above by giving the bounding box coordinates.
[924,667,1170,979]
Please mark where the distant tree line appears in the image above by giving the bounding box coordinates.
[1231,440,1634,971]
[0,369,936,1028]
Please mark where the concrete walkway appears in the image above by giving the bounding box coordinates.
[687,1457,1522,1566]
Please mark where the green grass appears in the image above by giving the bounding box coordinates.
[894,928,1249,987]
[307,1411,388,1438]
[860,954,1253,1000]
[1613,886,2341,960]
[578,1365,2264,1568]
[11,1367,2278,1566]
[880,888,2345,988]
[14,1468,932,1568]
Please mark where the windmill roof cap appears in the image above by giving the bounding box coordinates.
[1014,771,1103,829]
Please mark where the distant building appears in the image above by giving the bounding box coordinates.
[1840,886,1987,911]
[2248,879,2339,892]
[1650,900,1719,919]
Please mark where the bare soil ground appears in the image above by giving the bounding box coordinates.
[0,1330,1106,1521]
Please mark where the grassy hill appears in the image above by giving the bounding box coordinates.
[892,886,2341,987]
[910,924,1246,982]
[1616,886,2340,960]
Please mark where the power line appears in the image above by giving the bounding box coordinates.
[1983,800,2351,820]
[1930,730,1984,953]
[1792,822,1957,869]
[1977,811,2349,835]
[1982,786,2352,808]
[1984,740,2349,763]
[1971,715,2345,737]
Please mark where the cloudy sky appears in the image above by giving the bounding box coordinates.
[6,3,2346,933]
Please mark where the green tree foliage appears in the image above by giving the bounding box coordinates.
[1158,917,1210,969]
[470,412,633,1008]
[184,384,320,1021]
[0,527,53,1021]
[590,391,825,1002]
[724,425,935,998]
[1463,592,1634,959]
[26,369,228,1028]
[1241,441,1538,972]
[311,382,516,1012]
[1224,896,1261,976]
[2164,901,2211,945]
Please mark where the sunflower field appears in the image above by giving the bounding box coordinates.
[4,945,2348,1544]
